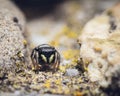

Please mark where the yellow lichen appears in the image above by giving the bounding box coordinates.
[55,79,62,85]
[61,26,78,38]
[62,49,79,60]
[49,25,79,47]
[101,52,107,59]
[59,65,66,73]
[94,46,102,52]
[71,57,80,67]
[49,40,59,47]
[73,90,83,96]
[13,84,21,90]
[23,39,27,46]
[83,61,90,71]
[43,80,51,88]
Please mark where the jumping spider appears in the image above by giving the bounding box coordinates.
[31,44,60,72]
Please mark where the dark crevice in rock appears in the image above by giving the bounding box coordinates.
[100,70,120,96]
[13,17,19,23]
[109,17,117,33]
[107,11,117,33]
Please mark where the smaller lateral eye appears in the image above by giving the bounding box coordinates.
[49,54,54,63]
[41,54,47,63]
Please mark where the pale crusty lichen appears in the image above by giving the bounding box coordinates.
[78,4,120,88]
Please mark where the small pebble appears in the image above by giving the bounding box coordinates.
[65,68,79,77]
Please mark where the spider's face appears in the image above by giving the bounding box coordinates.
[31,44,60,71]
[38,46,56,65]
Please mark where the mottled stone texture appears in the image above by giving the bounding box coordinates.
[0,0,30,73]
[78,3,120,89]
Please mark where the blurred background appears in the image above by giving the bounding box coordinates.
[12,0,119,20]
[11,0,120,61]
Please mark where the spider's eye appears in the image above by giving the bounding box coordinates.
[41,54,47,63]
[49,54,54,63]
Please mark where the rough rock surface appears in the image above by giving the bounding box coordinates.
[0,0,30,73]
[78,3,120,89]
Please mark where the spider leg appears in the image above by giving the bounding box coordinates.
[52,51,60,72]
[31,49,41,70]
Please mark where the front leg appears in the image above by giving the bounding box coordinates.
[31,49,41,71]
[52,51,60,72]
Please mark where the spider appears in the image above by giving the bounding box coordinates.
[31,44,60,72]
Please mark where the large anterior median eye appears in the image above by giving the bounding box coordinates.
[41,54,47,63]
[49,54,54,63]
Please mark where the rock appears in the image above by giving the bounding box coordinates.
[100,69,120,96]
[65,68,79,77]
[0,0,30,73]
[78,3,120,88]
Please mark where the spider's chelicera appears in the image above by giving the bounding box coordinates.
[31,44,60,72]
